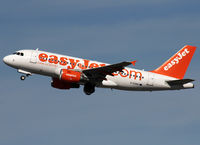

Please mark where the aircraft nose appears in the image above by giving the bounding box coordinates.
[3,55,13,65]
[3,56,9,64]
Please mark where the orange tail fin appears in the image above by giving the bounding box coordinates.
[151,45,196,79]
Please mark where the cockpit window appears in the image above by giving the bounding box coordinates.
[13,52,24,56]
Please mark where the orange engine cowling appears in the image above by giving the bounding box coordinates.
[51,78,80,89]
[60,69,82,83]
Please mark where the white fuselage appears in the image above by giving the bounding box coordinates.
[3,49,194,91]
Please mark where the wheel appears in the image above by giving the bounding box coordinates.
[84,83,95,95]
[20,75,26,80]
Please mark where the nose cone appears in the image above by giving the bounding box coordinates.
[3,56,9,64]
[3,55,13,66]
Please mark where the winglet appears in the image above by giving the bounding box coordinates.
[131,60,137,66]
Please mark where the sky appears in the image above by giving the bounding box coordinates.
[0,0,200,145]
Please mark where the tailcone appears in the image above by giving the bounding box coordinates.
[183,83,194,89]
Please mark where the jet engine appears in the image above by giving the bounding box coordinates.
[51,78,80,89]
[59,69,86,83]
[60,69,81,83]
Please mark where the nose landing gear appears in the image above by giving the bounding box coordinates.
[18,69,32,81]
[20,75,26,80]
[20,74,31,81]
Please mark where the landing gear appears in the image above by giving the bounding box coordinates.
[20,75,26,80]
[18,70,32,81]
[20,74,31,81]
[84,83,95,95]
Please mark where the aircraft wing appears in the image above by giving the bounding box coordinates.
[82,61,136,82]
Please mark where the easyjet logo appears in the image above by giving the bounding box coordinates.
[164,49,190,71]
[38,53,143,80]
[38,53,106,69]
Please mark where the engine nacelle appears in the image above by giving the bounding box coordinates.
[60,69,82,83]
[51,78,80,89]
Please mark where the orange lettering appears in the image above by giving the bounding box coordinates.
[68,59,80,69]
[120,69,129,77]
[48,55,58,64]
[59,57,68,66]
[130,70,142,80]
[100,64,106,67]
[89,63,99,68]
[112,72,118,76]
[39,53,48,62]
[78,59,90,69]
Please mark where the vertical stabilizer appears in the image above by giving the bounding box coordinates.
[151,45,196,79]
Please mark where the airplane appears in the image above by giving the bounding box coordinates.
[3,45,196,95]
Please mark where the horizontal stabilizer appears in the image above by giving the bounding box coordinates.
[166,79,194,86]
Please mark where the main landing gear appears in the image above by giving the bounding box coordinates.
[84,83,95,95]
